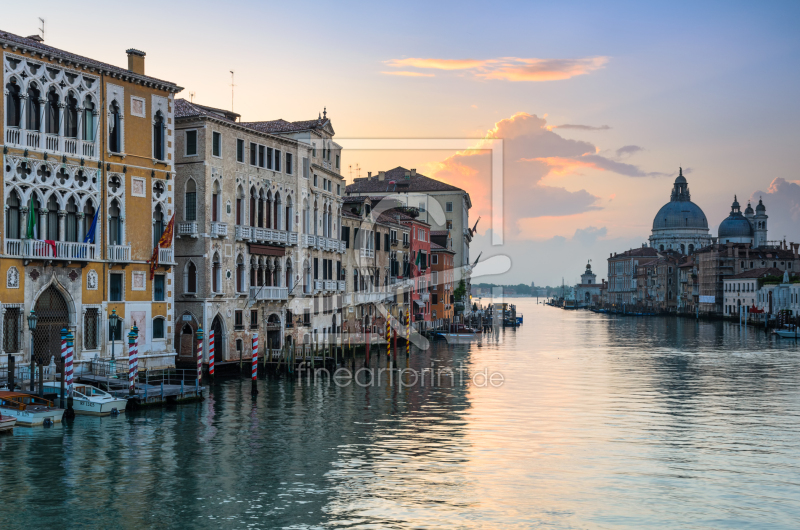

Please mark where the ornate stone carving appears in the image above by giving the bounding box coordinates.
[87,269,98,290]
[7,267,19,289]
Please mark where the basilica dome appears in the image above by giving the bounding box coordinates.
[718,196,753,242]
[652,200,708,230]
[648,168,713,254]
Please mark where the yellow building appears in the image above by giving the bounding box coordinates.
[1,30,182,369]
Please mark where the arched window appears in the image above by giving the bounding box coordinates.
[212,181,220,222]
[313,200,318,236]
[5,80,21,127]
[212,253,221,293]
[274,192,281,230]
[258,190,265,228]
[688,244,694,254]
[286,259,293,290]
[285,196,293,232]
[109,199,122,245]
[83,97,95,141]
[303,199,309,234]
[5,191,20,239]
[65,198,78,242]
[153,204,164,249]
[109,100,121,153]
[65,93,78,138]
[82,201,96,242]
[187,261,197,293]
[185,179,197,221]
[304,261,311,294]
[152,317,165,339]
[47,195,59,241]
[153,110,165,160]
[26,84,41,131]
[236,255,245,293]
[45,88,59,135]
[236,186,243,225]
[249,187,257,227]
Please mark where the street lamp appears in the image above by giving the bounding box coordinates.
[27,310,37,392]
[109,309,120,361]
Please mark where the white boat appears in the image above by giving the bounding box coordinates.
[439,324,482,344]
[42,382,127,415]
[775,328,799,339]
[0,392,64,426]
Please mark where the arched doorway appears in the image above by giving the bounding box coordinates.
[179,323,195,358]
[33,285,70,369]
[267,314,281,350]
[211,314,225,362]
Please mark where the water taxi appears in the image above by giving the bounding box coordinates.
[0,392,64,426]
[42,383,127,415]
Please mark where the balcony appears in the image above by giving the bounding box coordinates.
[211,222,228,238]
[249,228,298,246]
[391,238,399,247]
[324,280,337,291]
[4,127,99,160]
[107,244,131,262]
[5,239,98,261]
[421,293,430,302]
[235,225,252,241]
[178,222,198,238]
[338,280,346,291]
[360,248,375,259]
[314,279,325,292]
[301,234,316,248]
[402,241,410,248]
[158,247,175,265]
[249,285,289,301]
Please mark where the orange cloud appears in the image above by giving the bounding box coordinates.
[529,156,606,177]
[380,71,434,77]
[384,56,609,82]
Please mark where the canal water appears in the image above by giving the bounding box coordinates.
[2,299,800,529]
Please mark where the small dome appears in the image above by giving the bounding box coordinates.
[756,198,766,213]
[744,202,754,215]
[731,195,740,212]
[674,167,687,184]
[718,214,753,239]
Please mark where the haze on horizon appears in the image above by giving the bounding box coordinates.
[9,1,800,285]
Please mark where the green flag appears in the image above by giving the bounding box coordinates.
[26,194,36,239]
[415,251,421,266]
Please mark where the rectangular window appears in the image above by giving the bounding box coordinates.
[336,154,340,169]
[250,142,257,165]
[385,233,390,250]
[354,228,360,248]
[446,220,453,230]
[2,308,20,353]
[432,254,438,265]
[212,131,221,158]
[432,293,439,305]
[275,150,281,172]
[337,184,340,195]
[303,309,310,326]
[153,275,165,301]
[258,145,265,167]
[237,139,245,162]
[84,308,99,350]
[152,318,164,339]
[342,226,350,248]
[375,231,381,251]
[314,258,319,280]
[432,271,438,289]
[110,273,123,301]
[234,310,244,331]
[286,152,293,175]
[303,157,310,179]
[185,130,197,156]
[250,310,258,329]
[313,175,318,187]
[446,202,453,212]
[186,190,197,221]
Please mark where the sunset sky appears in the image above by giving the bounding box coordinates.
[8,1,800,285]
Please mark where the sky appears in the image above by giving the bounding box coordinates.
[7,1,800,285]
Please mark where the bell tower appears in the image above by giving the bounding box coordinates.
[753,198,768,248]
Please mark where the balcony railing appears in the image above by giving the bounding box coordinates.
[324,280,337,291]
[249,285,288,301]
[235,225,252,241]
[249,228,298,246]
[107,244,131,262]
[301,234,316,248]
[211,222,228,238]
[4,238,98,261]
[178,222,198,238]
[360,248,375,259]
[402,241,410,248]
[314,279,324,292]
[338,280,346,291]
[158,247,175,265]
[391,238,399,247]
[5,127,99,160]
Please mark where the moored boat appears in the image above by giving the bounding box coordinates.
[0,392,64,426]
[438,324,482,343]
[41,383,127,415]
[0,414,16,433]
[774,328,799,339]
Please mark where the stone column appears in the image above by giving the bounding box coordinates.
[77,212,85,242]
[58,210,66,241]
[38,208,48,240]
[19,94,27,133]
[20,206,29,239]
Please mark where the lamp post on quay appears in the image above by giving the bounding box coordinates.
[27,310,37,393]
[109,309,121,375]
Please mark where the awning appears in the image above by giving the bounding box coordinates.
[248,243,285,256]
[414,299,425,307]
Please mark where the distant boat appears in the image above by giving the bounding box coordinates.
[438,324,482,343]
[0,392,64,426]
[774,328,799,339]
[41,382,128,415]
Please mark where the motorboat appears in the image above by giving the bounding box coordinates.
[0,392,64,426]
[774,327,799,339]
[438,324,482,343]
[0,414,16,433]
[42,382,127,415]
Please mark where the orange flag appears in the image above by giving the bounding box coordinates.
[150,215,175,279]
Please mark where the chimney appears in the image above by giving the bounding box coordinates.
[27,35,44,43]
[126,49,146,75]
[378,171,385,181]
[368,172,372,179]
[411,168,416,177]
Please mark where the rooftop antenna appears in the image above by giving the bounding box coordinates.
[189,91,195,103]
[348,164,353,179]
[38,17,45,40]
[355,163,361,179]
[230,70,235,113]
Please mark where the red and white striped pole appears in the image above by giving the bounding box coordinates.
[251,333,258,395]
[64,330,74,396]
[127,326,137,396]
[60,332,67,406]
[196,327,204,384]
[209,328,215,377]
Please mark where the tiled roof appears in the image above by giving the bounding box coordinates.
[240,118,328,134]
[175,99,239,123]
[430,230,449,237]
[0,29,181,91]
[727,268,784,279]
[346,167,467,194]
[430,243,453,252]
[610,247,659,259]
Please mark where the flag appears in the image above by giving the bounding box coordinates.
[157,214,175,249]
[83,208,99,244]
[44,240,57,257]
[149,246,159,280]
[25,194,36,239]
[413,250,421,276]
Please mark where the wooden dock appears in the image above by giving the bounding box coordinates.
[76,373,204,408]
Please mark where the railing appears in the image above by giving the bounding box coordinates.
[360,248,375,259]
[4,238,98,260]
[235,225,252,241]
[391,238,399,247]
[45,134,59,152]
[288,232,299,245]
[211,222,228,238]
[26,130,40,149]
[63,137,78,155]
[314,279,324,292]
[82,140,95,158]
[6,127,20,145]
[107,244,131,262]
[338,280,346,291]
[421,293,430,302]
[301,234,316,248]
[251,227,291,245]
[178,222,198,237]
[158,247,174,264]
[5,127,98,159]
[324,280,337,291]
[249,285,289,300]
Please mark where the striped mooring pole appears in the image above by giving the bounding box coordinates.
[406,312,410,357]
[251,333,258,395]
[196,327,204,385]
[209,328,215,377]
[60,330,67,407]
[128,326,138,396]
[65,329,75,417]
[386,319,391,358]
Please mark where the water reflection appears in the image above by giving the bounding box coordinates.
[1,300,799,529]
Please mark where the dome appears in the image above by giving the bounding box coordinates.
[718,215,753,239]
[652,200,708,230]
[756,198,766,213]
[744,202,754,215]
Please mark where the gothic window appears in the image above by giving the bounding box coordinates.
[212,181,220,222]
[249,187,257,227]
[257,190,265,228]
[153,110,165,160]
[185,179,197,221]
[45,88,59,134]
[236,185,243,225]
[26,84,41,130]
[212,253,221,293]
[65,93,79,138]
[83,201,96,242]
[5,191,20,239]
[66,197,78,242]
[5,80,21,127]
[109,100,121,153]
[109,199,122,245]
[47,196,59,241]
[153,204,164,249]
[83,97,95,141]
[186,261,197,293]
[236,255,245,293]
